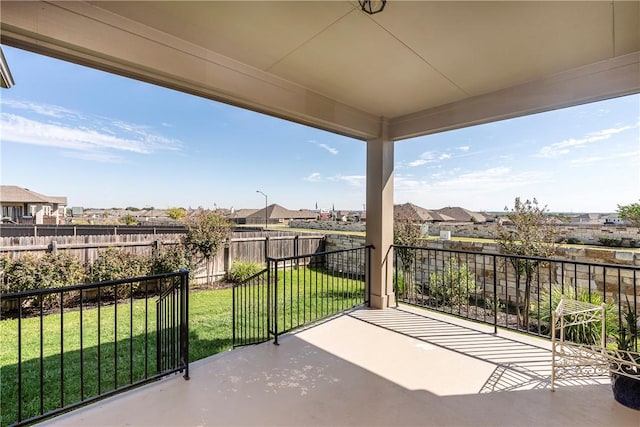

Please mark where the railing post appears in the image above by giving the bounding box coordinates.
[156,300,161,373]
[181,270,190,380]
[493,255,498,334]
[232,279,236,347]
[367,246,372,307]
[267,258,272,342]
[273,259,279,345]
[393,247,398,308]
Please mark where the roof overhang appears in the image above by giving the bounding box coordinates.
[0,45,15,88]
[1,1,638,141]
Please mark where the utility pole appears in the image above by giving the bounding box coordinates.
[256,190,268,230]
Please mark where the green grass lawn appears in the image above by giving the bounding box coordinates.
[0,267,365,426]
[0,287,233,426]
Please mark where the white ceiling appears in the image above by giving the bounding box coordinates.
[1,1,639,140]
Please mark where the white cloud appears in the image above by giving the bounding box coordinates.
[304,172,322,182]
[309,143,338,156]
[0,98,79,118]
[408,159,428,167]
[0,109,182,161]
[439,153,451,160]
[408,151,438,167]
[395,166,551,196]
[536,124,635,158]
[569,150,640,166]
[328,174,365,187]
[458,146,470,152]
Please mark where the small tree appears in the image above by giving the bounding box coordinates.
[121,214,138,226]
[183,210,231,285]
[496,197,559,329]
[617,201,640,228]
[393,221,422,295]
[166,207,187,221]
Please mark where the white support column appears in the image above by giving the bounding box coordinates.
[366,121,395,309]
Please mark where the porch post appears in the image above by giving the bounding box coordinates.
[366,121,395,309]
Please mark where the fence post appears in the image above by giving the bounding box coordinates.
[48,240,58,254]
[223,239,231,274]
[264,236,269,263]
[152,240,161,257]
[294,235,299,269]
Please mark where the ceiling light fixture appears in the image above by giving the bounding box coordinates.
[359,0,386,15]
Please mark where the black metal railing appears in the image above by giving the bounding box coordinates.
[232,268,269,347]
[393,245,639,341]
[232,246,372,347]
[0,271,189,427]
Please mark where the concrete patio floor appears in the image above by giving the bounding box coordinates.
[43,305,639,426]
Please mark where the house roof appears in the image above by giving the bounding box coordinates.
[395,203,433,222]
[247,204,316,220]
[394,203,454,222]
[436,207,487,223]
[232,208,258,219]
[0,185,67,205]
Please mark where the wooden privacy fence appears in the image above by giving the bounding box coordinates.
[0,232,326,282]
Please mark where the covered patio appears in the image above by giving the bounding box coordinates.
[44,305,637,426]
[1,2,639,425]
[1,1,639,308]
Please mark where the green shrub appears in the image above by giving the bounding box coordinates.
[226,260,263,283]
[87,248,151,298]
[151,245,191,274]
[393,269,407,295]
[1,254,39,293]
[598,237,623,247]
[37,252,85,289]
[1,252,87,308]
[532,285,617,344]
[428,258,477,306]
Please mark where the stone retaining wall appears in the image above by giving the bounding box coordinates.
[427,223,640,246]
[326,234,640,304]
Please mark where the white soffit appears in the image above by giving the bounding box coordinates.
[0,1,638,141]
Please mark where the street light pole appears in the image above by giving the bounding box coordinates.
[256,190,267,230]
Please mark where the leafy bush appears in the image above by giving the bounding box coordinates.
[531,285,617,344]
[37,252,85,289]
[226,260,263,283]
[1,254,39,293]
[428,258,477,306]
[393,269,407,295]
[1,252,87,308]
[87,248,150,298]
[598,237,626,247]
[151,245,191,274]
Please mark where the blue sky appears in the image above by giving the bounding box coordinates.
[1,46,638,213]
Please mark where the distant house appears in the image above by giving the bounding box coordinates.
[0,185,67,224]
[231,208,259,224]
[435,206,488,223]
[237,204,316,225]
[571,213,605,225]
[394,203,453,223]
